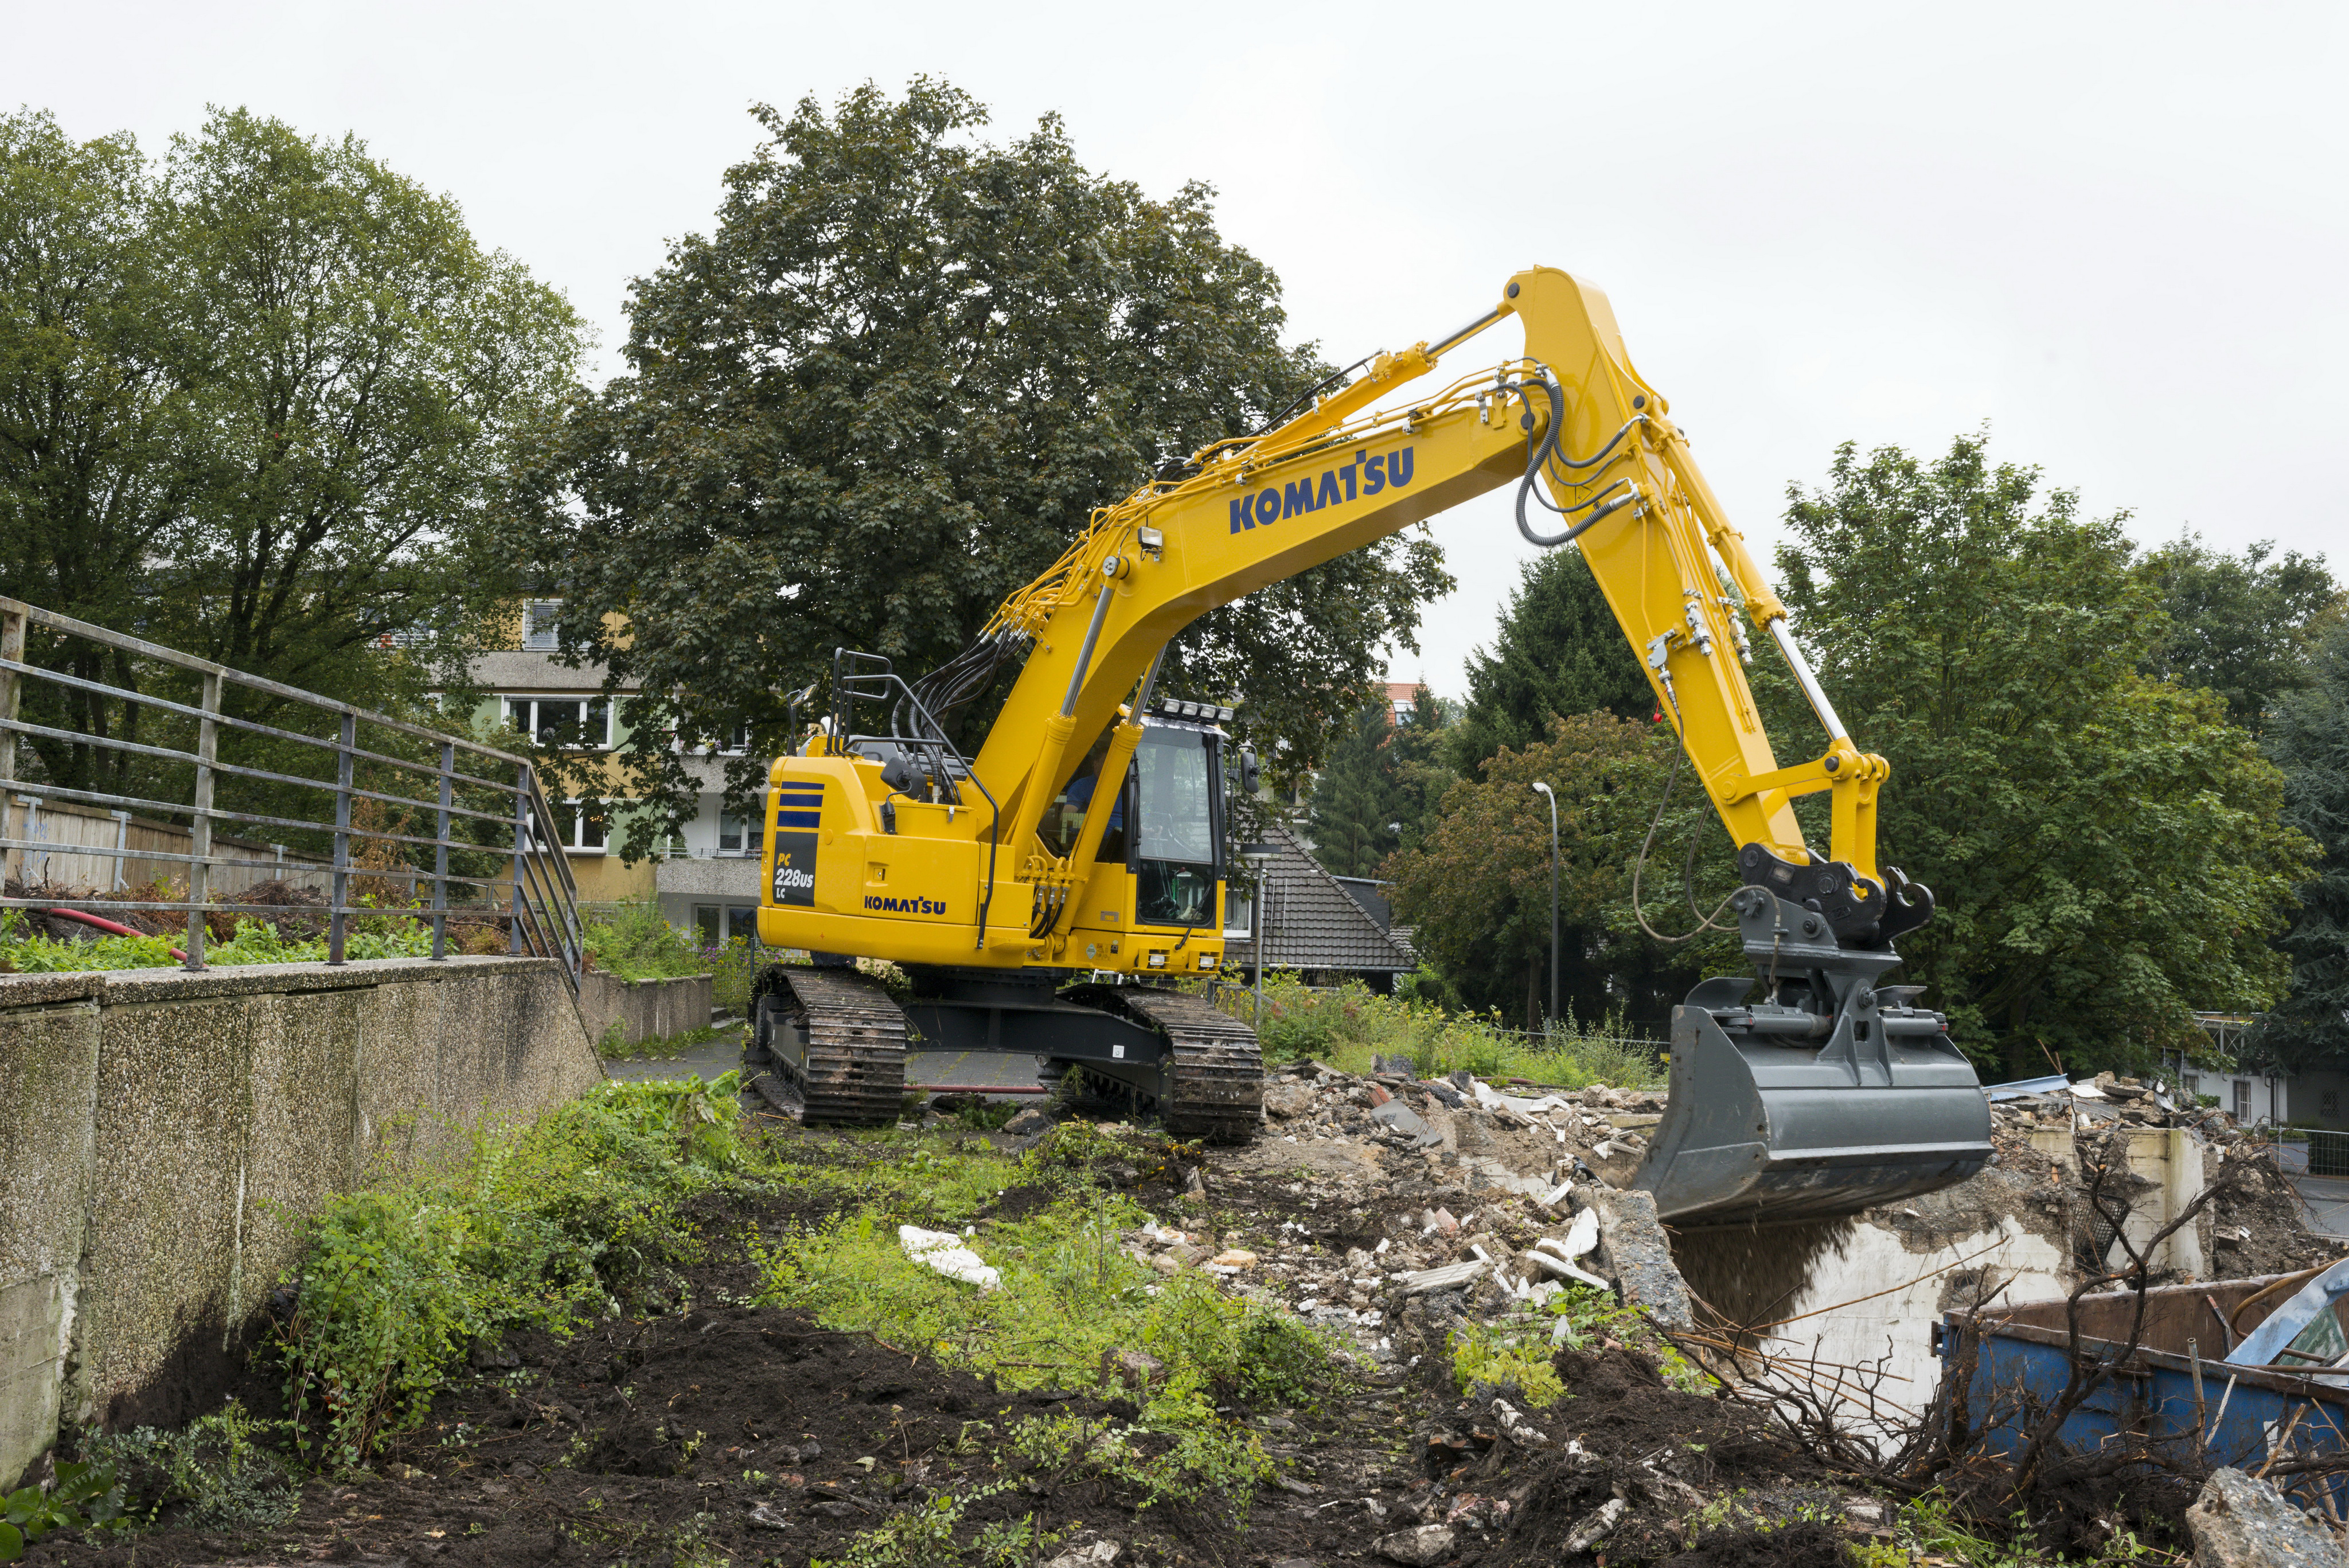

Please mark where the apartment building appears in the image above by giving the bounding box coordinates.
[462,600,766,941]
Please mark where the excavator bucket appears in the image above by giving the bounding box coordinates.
[1633,887,1992,1228]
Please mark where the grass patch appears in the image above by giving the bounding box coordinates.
[1219,973,1665,1089]
[756,1135,1333,1518]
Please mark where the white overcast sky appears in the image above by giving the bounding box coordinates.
[10,0,2344,697]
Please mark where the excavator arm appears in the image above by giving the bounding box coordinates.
[973,267,1913,943]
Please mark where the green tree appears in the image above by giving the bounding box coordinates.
[1449,545,1653,775]
[1776,434,2311,1075]
[1304,685,1454,878]
[521,81,1450,855]
[2137,534,2340,731]
[2253,618,2349,1072]
[1308,701,1402,879]
[0,107,582,805]
[1388,712,1726,1032]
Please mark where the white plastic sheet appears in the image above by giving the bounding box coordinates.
[899,1224,1002,1292]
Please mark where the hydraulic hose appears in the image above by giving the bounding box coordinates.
[1512,376,1646,547]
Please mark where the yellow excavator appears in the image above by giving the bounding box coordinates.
[744,266,1992,1227]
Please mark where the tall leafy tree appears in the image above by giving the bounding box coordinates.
[0,107,582,807]
[1777,434,2311,1075]
[2137,535,2340,731]
[1388,712,1724,1032]
[2254,618,2349,1072]
[1449,545,1653,774]
[522,81,1450,855]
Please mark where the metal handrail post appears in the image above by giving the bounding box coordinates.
[510,763,529,954]
[0,608,21,886]
[432,742,452,959]
[328,711,354,964]
[186,672,221,970]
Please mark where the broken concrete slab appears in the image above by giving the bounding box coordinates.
[1373,1523,1456,1566]
[1371,1099,1442,1146]
[1581,1185,1694,1329]
[2186,1467,2349,1567]
[1400,1260,1486,1296]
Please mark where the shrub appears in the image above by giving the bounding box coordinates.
[581,896,704,981]
[1219,972,1664,1089]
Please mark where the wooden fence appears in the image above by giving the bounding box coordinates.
[5,796,330,899]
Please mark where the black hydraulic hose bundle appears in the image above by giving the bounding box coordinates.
[1512,373,1648,548]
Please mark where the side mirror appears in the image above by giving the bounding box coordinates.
[1239,747,1261,796]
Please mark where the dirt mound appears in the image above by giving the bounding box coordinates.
[1660,1520,1851,1566]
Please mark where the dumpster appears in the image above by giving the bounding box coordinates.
[1940,1270,2349,1512]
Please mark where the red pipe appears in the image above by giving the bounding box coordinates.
[40,907,188,962]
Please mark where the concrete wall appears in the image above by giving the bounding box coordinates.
[0,955,603,1489]
[575,970,715,1050]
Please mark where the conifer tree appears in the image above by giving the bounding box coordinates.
[1449,547,1652,773]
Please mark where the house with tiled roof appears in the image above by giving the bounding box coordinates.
[1225,822,1416,990]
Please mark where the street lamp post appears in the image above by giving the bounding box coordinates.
[1531,782,1559,1029]
[1239,842,1275,1030]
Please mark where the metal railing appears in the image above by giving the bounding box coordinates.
[0,596,585,989]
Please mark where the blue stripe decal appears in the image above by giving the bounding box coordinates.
[776,810,822,828]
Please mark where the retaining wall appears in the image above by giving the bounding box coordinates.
[575,970,715,1051]
[0,955,603,1489]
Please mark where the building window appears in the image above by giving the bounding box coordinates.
[719,811,763,857]
[693,904,721,946]
[2324,1090,2340,1119]
[1224,884,1253,940]
[522,599,562,651]
[505,697,611,750]
[563,799,607,853]
[2234,1080,2252,1122]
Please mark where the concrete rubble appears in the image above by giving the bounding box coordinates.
[990,1050,2346,1559]
[2187,1466,2349,1567]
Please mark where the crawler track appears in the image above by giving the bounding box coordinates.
[747,965,907,1125]
[1101,986,1265,1144]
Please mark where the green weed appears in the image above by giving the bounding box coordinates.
[1217,972,1663,1089]
[81,1398,296,1532]
[758,1180,1314,1515]
[0,912,434,973]
[0,1458,126,1559]
[273,1073,754,1464]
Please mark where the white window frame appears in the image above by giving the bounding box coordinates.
[522,599,562,651]
[1223,882,1254,941]
[504,696,613,751]
[717,809,764,858]
[561,798,607,855]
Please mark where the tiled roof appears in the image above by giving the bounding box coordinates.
[1226,822,1415,974]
